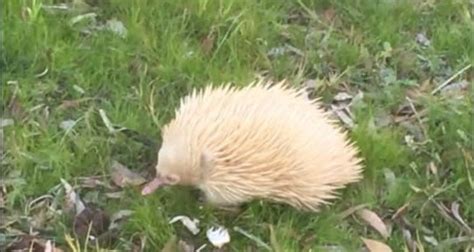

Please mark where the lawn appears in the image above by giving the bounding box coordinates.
[1,0,473,251]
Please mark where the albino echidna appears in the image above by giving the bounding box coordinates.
[141,79,363,212]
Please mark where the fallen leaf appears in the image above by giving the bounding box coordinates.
[402,228,416,252]
[200,33,215,56]
[110,160,147,188]
[357,209,390,239]
[450,202,472,233]
[169,215,200,235]
[361,237,392,252]
[331,104,354,128]
[322,8,336,22]
[6,235,46,252]
[73,204,110,240]
[60,178,85,215]
[440,80,469,98]
[206,226,230,248]
[8,95,26,120]
[391,202,410,220]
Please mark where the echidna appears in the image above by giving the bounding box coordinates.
[141,79,363,212]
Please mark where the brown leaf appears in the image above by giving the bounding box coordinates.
[357,209,390,239]
[6,235,39,251]
[60,178,85,215]
[361,237,392,252]
[322,8,336,22]
[200,34,215,56]
[8,95,26,120]
[6,235,63,252]
[110,160,146,188]
[73,204,110,240]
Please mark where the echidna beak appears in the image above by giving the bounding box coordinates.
[141,177,164,195]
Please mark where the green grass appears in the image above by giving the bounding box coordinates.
[2,0,473,251]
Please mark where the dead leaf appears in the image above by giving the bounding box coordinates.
[73,204,110,240]
[361,237,392,252]
[200,34,215,56]
[169,215,200,235]
[331,104,354,128]
[401,228,416,252]
[8,95,26,120]
[6,235,46,252]
[206,226,230,248]
[391,202,410,220]
[110,160,146,188]
[450,202,472,233]
[440,80,469,98]
[357,209,390,239]
[322,8,336,23]
[60,178,85,215]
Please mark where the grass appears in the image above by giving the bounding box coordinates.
[1,0,473,251]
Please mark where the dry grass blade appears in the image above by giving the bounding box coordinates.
[339,203,370,219]
[431,64,472,95]
[357,209,390,239]
[233,226,271,251]
[361,237,392,252]
[450,202,473,233]
[268,224,282,252]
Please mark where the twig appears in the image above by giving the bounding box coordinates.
[405,96,428,138]
[431,64,472,95]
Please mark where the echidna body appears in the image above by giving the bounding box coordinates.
[142,80,363,211]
